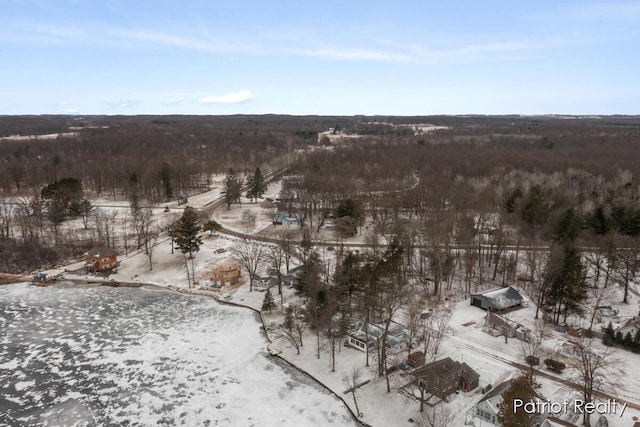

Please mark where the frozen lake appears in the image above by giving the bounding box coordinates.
[0,282,357,426]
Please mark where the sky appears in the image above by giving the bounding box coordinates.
[1,0,639,116]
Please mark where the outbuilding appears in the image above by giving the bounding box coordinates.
[470,286,523,311]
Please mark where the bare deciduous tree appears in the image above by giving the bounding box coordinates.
[568,338,619,427]
[232,239,265,292]
[611,236,639,304]
[266,242,286,304]
[415,404,455,427]
[342,367,363,418]
[519,321,547,382]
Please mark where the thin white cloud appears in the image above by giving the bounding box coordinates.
[163,96,186,106]
[199,90,255,105]
[568,1,640,20]
[108,28,257,54]
[2,20,602,66]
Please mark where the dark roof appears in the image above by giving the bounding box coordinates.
[471,286,524,310]
[412,357,460,380]
[461,362,480,383]
[85,244,117,258]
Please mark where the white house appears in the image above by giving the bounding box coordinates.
[346,321,408,353]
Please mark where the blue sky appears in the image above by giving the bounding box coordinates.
[1,0,639,115]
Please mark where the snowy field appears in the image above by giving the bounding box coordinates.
[0,282,357,426]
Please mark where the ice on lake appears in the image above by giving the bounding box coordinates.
[0,282,356,426]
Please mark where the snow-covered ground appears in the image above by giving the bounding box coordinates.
[7,173,640,427]
[0,282,357,426]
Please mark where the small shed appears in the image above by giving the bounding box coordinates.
[84,243,118,272]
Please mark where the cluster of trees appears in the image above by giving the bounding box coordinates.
[222,167,267,209]
[602,322,640,352]
[0,115,314,201]
[280,233,453,397]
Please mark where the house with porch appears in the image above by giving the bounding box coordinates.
[346,321,408,353]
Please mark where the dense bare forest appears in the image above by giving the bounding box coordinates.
[1,114,639,275]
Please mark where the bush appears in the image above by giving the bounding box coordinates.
[544,359,565,373]
[525,355,540,366]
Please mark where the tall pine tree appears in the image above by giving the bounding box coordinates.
[174,206,203,258]
[261,289,276,314]
[545,244,588,323]
[497,376,539,427]
[223,168,242,210]
[246,167,267,202]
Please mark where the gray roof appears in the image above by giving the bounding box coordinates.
[472,286,523,310]
[461,362,480,383]
[412,357,460,380]
[85,244,117,258]
[477,380,512,404]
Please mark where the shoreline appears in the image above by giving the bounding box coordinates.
[4,278,371,427]
[165,283,372,427]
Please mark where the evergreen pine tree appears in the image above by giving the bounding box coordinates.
[632,331,640,353]
[246,167,267,202]
[545,244,588,323]
[602,322,615,346]
[245,173,256,202]
[223,168,242,210]
[261,289,276,314]
[497,376,539,427]
[174,206,203,258]
[623,331,634,349]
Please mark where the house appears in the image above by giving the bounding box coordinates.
[252,274,277,290]
[484,312,531,341]
[272,214,301,227]
[410,357,479,399]
[470,286,524,311]
[470,380,511,425]
[470,379,548,426]
[346,321,408,353]
[615,317,640,338]
[261,197,277,208]
[84,243,117,272]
